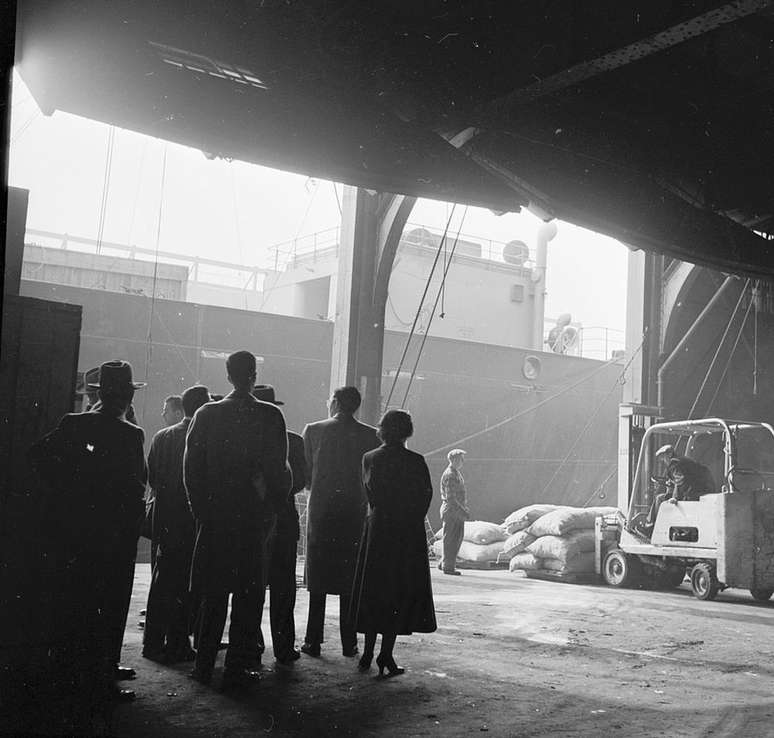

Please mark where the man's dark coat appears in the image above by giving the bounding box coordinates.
[302,413,378,594]
[30,410,147,558]
[147,418,195,553]
[28,408,147,684]
[184,391,289,596]
[144,417,197,654]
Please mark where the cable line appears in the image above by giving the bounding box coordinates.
[96,126,116,255]
[383,204,457,409]
[687,278,750,419]
[142,143,168,421]
[705,295,755,416]
[400,206,469,408]
[422,355,622,458]
[536,338,644,499]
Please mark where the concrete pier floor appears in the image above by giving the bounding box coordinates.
[54,566,774,736]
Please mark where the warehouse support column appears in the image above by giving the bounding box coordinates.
[330,187,415,425]
[618,249,663,511]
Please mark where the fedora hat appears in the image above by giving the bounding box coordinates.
[252,384,284,405]
[87,360,147,391]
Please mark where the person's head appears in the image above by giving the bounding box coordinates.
[162,395,184,426]
[226,350,257,392]
[329,386,361,417]
[447,448,466,470]
[655,443,676,475]
[90,360,146,417]
[84,366,100,408]
[252,384,284,407]
[667,459,687,486]
[378,409,413,445]
[182,385,211,419]
[556,313,572,328]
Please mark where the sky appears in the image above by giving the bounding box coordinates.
[9,70,629,339]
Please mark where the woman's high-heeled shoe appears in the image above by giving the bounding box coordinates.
[358,652,374,672]
[376,654,405,678]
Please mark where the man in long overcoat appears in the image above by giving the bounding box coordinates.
[301,385,378,657]
[29,360,147,708]
[184,351,289,689]
[254,385,306,666]
[83,365,141,682]
[143,385,210,663]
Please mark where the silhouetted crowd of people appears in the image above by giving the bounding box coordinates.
[29,350,440,728]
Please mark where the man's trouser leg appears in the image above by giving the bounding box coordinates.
[107,556,136,667]
[269,534,298,660]
[338,592,357,653]
[253,583,268,663]
[254,519,275,659]
[304,591,326,645]
[142,555,169,654]
[194,593,229,679]
[442,516,464,573]
[165,547,194,658]
[226,583,261,673]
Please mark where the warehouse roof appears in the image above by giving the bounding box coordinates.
[16,1,774,274]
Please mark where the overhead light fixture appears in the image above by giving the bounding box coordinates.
[150,41,269,91]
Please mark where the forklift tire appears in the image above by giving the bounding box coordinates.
[690,563,719,601]
[750,588,774,602]
[602,549,641,588]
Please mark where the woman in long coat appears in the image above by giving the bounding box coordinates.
[351,409,437,677]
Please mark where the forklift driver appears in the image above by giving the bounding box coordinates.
[640,446,715,538]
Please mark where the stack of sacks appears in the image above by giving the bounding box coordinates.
[498,504,561,564]
[502,504,561,535]
[508,506,619,577]
[432,520,508,566]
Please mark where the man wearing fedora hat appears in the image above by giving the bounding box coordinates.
[184,352,290,690]
[86,364,145,683]
[84,364,140,426]
[253,384,306,667]
[29,360,147,708]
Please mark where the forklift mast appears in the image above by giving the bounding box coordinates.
[618,403,662,512]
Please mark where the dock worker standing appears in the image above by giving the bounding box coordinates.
[439,448,470,576]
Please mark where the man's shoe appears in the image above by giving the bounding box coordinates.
[110,687,136,702]
[221,667,259,691]
[115,665,137,680]
[443,570,462,576]
[276,649,301,666]
[342,646,359,657]
[300,642,321,657]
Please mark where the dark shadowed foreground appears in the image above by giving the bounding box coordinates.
[8,565,774,737]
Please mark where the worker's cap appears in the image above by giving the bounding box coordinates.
[447,448,467,462]
[655,444,675,458]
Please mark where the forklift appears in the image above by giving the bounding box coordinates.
[597,411,774,601]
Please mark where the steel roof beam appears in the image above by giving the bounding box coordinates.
[477,0,774,125]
